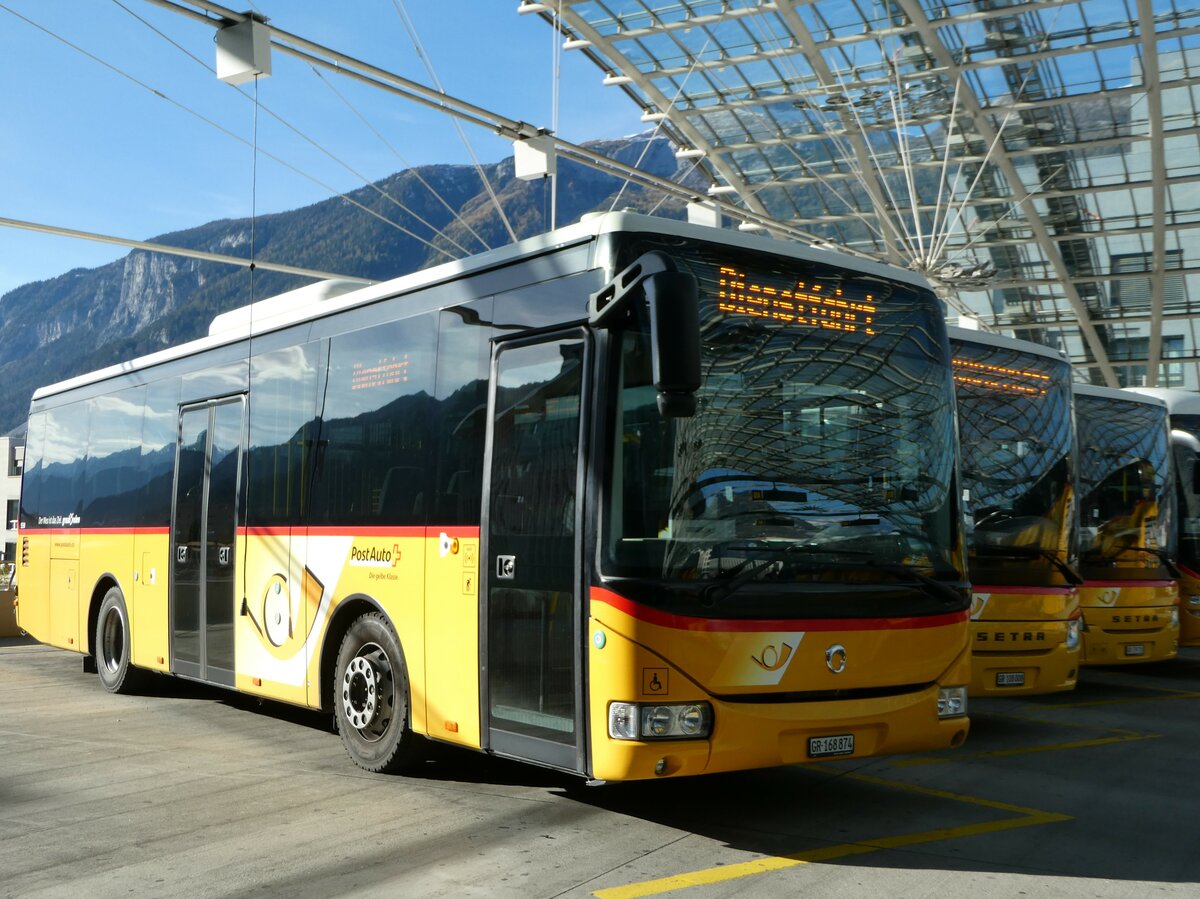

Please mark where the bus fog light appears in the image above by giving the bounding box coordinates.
[608,702,638,740]
[1066,618,1082,651]
[938,686,968,719]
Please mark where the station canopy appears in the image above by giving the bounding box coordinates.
[529,0,1200,388]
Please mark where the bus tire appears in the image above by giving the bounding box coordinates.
[95,587,142,694]
[334,611,422,774]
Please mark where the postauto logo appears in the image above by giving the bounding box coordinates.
[349,544,401,568]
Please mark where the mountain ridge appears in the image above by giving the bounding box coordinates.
[0,134,693,435]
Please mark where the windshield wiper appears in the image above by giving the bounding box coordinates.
[699,546,965,608]
[973,545,1083,586]
[859,560,968,607]
[1083,544,1180,578]
[701,557,782,606]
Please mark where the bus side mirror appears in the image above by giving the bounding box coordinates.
[645,270,700,418]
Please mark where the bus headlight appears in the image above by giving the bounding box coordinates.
[608,701,713,740]
[937,686,968,719]
[1188,595,1200,607]
[1170,608,1180,629]
[1065,617,1082,651]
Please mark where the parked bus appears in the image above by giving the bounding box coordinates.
[16,213,970,781]
[1072,385,1179,664]
[947,327,1081,695]
[1125,387,1200,645]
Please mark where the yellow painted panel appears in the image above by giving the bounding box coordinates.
[236,532,308,706]
[423,530,481,749]
[286,532,425,713]
[1175,568,1200,646]
[15,532,49,642]
[970,587,1078,622]
[79,532,134,654]
[968,587,1081,696]
[1079,580,1179,664]
[586,614,971,782]
[49,532,79,561]
[48,559,79,650]
[131,532,170,671]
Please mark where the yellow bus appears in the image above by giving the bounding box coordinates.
[1072,385,1179,665]
[1125,387,1200,645]
[947,328,1081,695]
[16,213,970,781]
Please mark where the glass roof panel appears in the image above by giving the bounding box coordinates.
[543,0,1200,388]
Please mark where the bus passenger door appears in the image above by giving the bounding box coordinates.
[171,398,245,687]
[482,331,587,773]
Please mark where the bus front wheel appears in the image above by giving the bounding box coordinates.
[95,588,141,694]
[333,612,422,773]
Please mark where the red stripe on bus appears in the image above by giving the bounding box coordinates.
[1082,579,1175,588]
[1176,563,1200,581]
[240,526,481,538]
[970,585,1076,595]
[590,586,968,633]
[22,525,480,539]
[22,527,171,536]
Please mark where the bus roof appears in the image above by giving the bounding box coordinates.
[945,326,1069,364]
[1124,387,1200,416]
[1073,382,1168,408]
[32,211,935,402]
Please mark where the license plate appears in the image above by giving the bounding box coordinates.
[996,672,1026,687]
[1125,644,1146,657]
[809,734,855,758]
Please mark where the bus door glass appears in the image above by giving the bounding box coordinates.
[171,397,245,686]
[483,331,587,772]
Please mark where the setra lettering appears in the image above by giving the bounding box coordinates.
[976,631,1046,643]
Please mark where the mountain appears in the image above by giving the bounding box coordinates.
[0,134,697,435]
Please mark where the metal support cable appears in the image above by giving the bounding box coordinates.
[0,216,374,284]
[141,0,832,246]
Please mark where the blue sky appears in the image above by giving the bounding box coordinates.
[0,1,647,296]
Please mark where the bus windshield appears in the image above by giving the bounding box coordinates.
[1075,394,1173,576]
[950,338,1075,585]
[602,239,964,616]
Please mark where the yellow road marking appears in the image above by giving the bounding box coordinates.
[893,731,1159,767]
[592,773,1070,899]
[1042,688,1200,708]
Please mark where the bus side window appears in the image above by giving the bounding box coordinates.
[248,343,321,527]
[310,314,437,527]
[432,302,494,526]
[19,412,48,529]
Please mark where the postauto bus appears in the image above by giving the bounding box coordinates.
[947,327,1081,695]
[16,212,970,781]
[1072,385,1179,665]
[1125,387,1200,645]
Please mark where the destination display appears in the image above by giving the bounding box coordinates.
[350,353,410,392]
[716,265,876,335]
[952,356,1051,396]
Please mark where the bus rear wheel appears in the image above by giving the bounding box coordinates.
[95,588,142,694]
[334,612,422,773]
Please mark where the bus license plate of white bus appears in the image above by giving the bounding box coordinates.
[1125,644,1146,657]
[809,734,854,757]
[996,672,1025,687]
